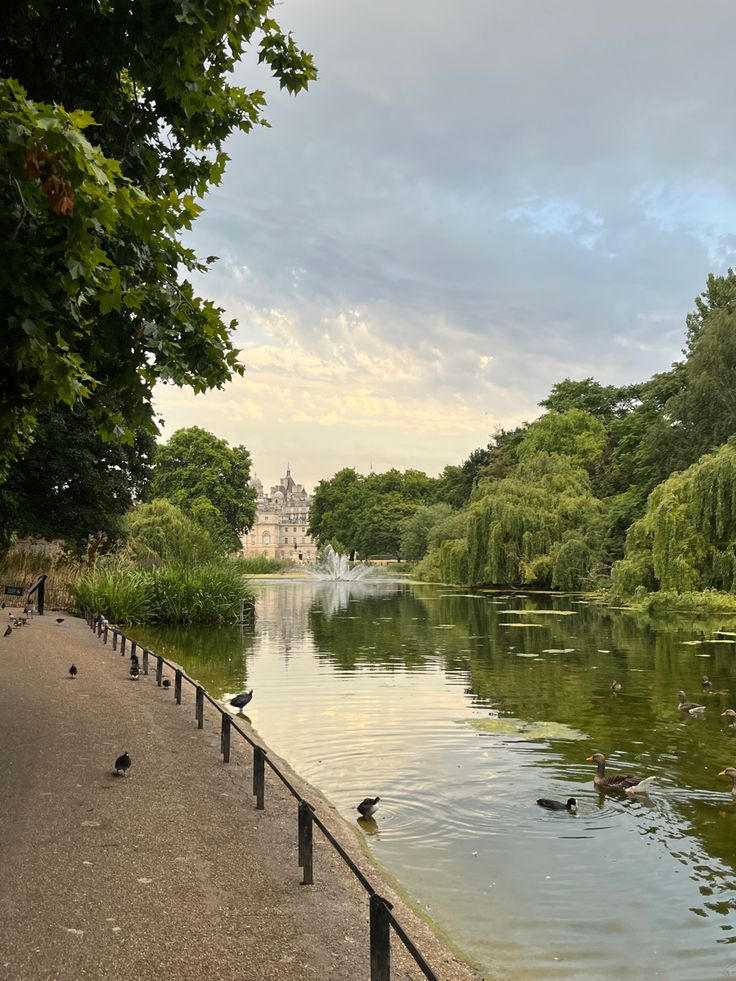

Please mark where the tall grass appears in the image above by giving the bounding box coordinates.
[73,561,253,624]
[232,555,296,574]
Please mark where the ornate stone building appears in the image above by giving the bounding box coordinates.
[240,467,318,563]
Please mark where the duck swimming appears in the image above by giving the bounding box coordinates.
[722,709,736,729]
[718,767,736,797]
[357,796,380,818]
[536,797,577,812]
[610,680,622,693]
[677,691,706,714]
[586,753,641,790]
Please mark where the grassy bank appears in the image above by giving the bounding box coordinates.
[73,561,254,624]
[611,589,736,616]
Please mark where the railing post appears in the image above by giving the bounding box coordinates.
[298,801,314,885]
[103,624,109,645]
[221,714,231,762]
[112,630,118,651]
[370,894,393,981]
[156,656,163,687]
[141,647,148,675]
[97,617,102,638]
[195,686,204,729]
[253,745,266,810]
[120,635,126,656]
[175,670,182,705]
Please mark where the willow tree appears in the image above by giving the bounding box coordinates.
[438,453,605,589]
[612,441,736,595]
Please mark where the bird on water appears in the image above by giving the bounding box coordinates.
[230,690,253,712]
[357,796,380,818]
[586,753,641,790]
[69,664,77,678]
[718,767,736,797]
[721,709,736,729]
[702,676,713,689]
[624,776,657,796]
[114,751,132,776]
[536,797,577,812]
[610,680,622,693]
[678,691,706,714]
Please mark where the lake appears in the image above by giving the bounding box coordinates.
[129,579,736,981]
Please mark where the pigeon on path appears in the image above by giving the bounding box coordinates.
[69,664,77,678]
[114,752,132,776]
[161,678,171,689]
[56,618,65,624]
[3,626,11,637]
[130,663,140,679]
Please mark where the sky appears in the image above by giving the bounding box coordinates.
[153,0,736,491]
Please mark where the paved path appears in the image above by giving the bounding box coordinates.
[0,609,478,981]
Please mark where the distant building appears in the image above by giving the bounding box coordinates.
[240,466,318,563]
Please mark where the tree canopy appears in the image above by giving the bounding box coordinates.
[146,427,256,552]
[124,499,220,565]
[0,0,315,475]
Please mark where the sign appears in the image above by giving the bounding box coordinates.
[4,585,23,596]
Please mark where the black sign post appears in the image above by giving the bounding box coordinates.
[28,574,48,615]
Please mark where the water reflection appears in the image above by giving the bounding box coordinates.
[128,582,736,981]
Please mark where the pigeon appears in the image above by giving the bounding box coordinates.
[162,678,171,689]
[537,797,577,812]
[114,751,131,776]
[3,626,11,637]
[130,663,140,679]
[229,690,253,711]
[69,664,78,678]
[130,652,139,666]
[610,680,622,693]
[357,796,380,818]
[56,618,65,624]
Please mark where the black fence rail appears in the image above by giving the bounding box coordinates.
[86,610,439,981]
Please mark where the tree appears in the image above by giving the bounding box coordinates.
[124,499,219,565]
[612,441,736,595]
[309,469,364,555]
[437,454,606,589]
[517,409,607,467]
[0,404,153,550]
[354,493,416,558]
[147,427,256,551]
[685,268,736,349]
[540,378,641,422]
[400,503,454,561]
[0,3,315,474]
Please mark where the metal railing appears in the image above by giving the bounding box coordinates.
[86,610,439,981]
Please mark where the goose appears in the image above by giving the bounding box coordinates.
[702,676,713,689]
[625,776,657,796]
[586,753,641,790]
[718,767,736,797]
[677,691,705,714]
[721,709,736,729]
[610,680,622,693]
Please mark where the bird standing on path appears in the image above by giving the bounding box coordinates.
[537,797,577,812]
[130,663,140,679]
[114,751,132,776]
[161,678,171,689]
[56,618,65,624]
[230,690,253,712]
[357,796,380,818]
[3,626,11,637]
[69,664,77,678]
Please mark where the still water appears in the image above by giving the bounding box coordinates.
[129,581,736,981]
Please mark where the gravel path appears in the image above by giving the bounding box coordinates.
[0,609,480,981]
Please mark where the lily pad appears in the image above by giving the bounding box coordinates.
[542,648,576,654]
[465,718,586,740]
[499,622,547,628]
[499,609,578,616]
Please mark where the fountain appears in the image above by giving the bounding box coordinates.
[307,545,374,581]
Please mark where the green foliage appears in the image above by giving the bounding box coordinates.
[0,404,153,550]
[685,268,736,349]
[147,427,257,551]
[74,560,252,623]
[124,499,220,564]
[0,2,315,472]
[232,555,295,574]
[611,442,736,596]
[400,503,454,561]
[436,453,605,589]
[517,409,607,466]
[631,589,736,616]
[540,377,641,422]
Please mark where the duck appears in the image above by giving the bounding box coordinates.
[536,797,577,812]
[677,691,706,714]
[624,776,657,796]
[717,767,736,797]
[586,753,641,790]
[702,676,713,689]
[721,709,736,729]
[610,680,622,693]
[357,796,380,818]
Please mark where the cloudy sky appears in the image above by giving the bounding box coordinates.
[154,0,736,491]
